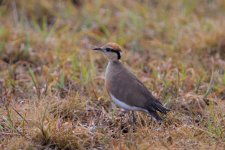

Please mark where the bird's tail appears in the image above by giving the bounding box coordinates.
[146,100,170,121]
[152,101,170,114]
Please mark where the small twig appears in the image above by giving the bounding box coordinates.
[5,105,31,140]
[10,104,29,124]
[28,67,41,99]
[90,79,98,100]
[37,102,50,141]
[203,64,214,99]
[0,132,21,136]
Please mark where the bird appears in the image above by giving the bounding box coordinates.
[92,42,169,121]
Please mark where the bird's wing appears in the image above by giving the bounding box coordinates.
[125,68,169,114]
[110,64,159,108]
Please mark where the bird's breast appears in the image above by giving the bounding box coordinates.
[105,62,113,92]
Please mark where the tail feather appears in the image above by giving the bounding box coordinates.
[152,102,170,114]
[146,100,170,121]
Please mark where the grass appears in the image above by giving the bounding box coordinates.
[0,0,225,149]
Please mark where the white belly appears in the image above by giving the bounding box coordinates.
[110,94,147,112]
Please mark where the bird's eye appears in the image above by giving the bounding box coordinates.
[105,48,111,52]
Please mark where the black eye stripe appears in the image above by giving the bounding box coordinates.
[109,50,121,59]
[116,51,121,59]
[105,48,121,59]
[105,48,116,52]
[106,48,111,51]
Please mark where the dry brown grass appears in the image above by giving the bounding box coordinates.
[0,0,225,149]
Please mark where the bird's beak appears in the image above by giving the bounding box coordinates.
[92,47,103,51]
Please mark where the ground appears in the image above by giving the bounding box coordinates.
[0,0,225,149]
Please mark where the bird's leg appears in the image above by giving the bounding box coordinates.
[132,111,136,124]
[119,113,122,150]
[130,111,138,149]
[120,109,127,132]
[131,111,136,133]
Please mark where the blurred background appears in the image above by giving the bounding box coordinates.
[0,0,224,149]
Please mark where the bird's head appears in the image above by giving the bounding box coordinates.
[93,42,122,61]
